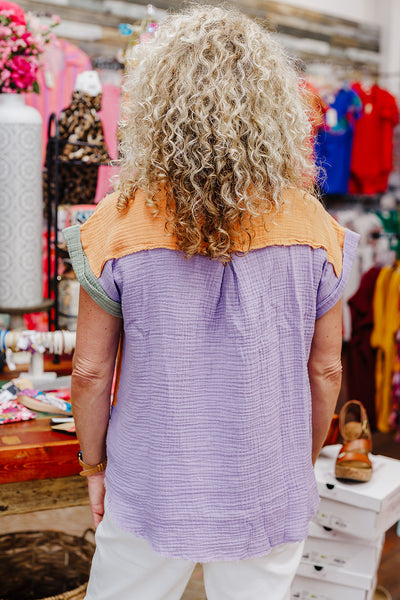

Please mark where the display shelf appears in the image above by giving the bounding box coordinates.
[0,299,55,332]
[1,356,73,380]
[0,299,54,317]
[45,113,109,330]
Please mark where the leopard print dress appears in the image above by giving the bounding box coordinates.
[47,91,110,205]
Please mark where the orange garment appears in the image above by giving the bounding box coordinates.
[301,80,328,136]
[80,188,346,280]
[371,265,400,432]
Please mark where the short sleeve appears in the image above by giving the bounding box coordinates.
[382,91,399,125]
[316,228,360,319]
[63,224,122,318]
[97,259,121,303]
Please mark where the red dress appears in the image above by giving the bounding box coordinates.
[350,83,399,195]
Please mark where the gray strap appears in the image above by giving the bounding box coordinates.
[63,225,122,318]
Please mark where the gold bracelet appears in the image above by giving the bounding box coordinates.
[77,450,107,477]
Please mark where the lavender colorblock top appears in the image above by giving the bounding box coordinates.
[64,191,359,562]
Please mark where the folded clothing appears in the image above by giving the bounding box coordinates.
[0,400,36,424]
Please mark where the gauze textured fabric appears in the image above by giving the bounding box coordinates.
[97,234,358,561]
[64,190,359,561]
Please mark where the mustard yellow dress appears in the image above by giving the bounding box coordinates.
[371,264,400,432]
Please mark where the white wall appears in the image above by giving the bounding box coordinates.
[375,0,400,96]
[277,0,400,96]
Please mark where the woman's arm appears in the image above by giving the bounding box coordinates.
[71,287,122,526]
[308,299,343,465]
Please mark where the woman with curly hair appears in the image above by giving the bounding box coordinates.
[64,6,358,600]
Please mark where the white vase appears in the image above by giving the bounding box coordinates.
[0,93,43,309]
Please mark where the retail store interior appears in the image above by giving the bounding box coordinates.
[1,1,400,599]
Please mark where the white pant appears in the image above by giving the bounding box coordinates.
[85,505,304,600]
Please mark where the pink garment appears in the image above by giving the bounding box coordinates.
[0,400,36,425]
[95,84,121,202]
[24,38,92,164]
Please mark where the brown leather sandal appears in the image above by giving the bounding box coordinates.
[335,400,373,482]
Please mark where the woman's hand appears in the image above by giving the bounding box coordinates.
[87,471,106,528]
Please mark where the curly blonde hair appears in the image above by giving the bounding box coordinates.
[117,5,316,262]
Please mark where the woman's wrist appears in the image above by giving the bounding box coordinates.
[86,470,106,479]
[78,450,107,477]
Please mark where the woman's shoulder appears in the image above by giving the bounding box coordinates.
[281,188,346,241]
[282,188,330,217]
[251,188,344,240]
[80,189,176,277]
[247,188,348,277]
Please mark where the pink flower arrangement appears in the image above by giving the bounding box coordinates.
[0,1,59,94]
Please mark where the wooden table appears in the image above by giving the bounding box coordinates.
[0,416,88,516]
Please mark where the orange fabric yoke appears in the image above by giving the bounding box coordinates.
[80,188,346,278]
